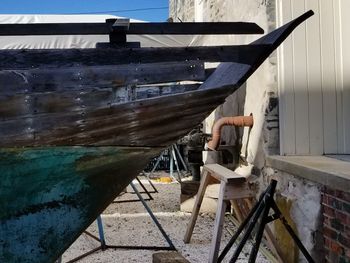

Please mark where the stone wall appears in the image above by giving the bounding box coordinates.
[169,0,195,22]
[263,167,324,262]
[170,0,278,169]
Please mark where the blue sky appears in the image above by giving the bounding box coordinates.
[0,0,169,21]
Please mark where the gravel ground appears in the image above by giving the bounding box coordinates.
[62,174,270,263]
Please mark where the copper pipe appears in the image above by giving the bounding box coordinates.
[207,115,254,150]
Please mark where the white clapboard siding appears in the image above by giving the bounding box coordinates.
[277,0,350,155]
[341,0,350,153]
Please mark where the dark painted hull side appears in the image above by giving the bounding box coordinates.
[0,146,161,262]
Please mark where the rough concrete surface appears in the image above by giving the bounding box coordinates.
[62,175,270,263]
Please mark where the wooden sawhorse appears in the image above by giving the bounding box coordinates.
[183,164,255,263]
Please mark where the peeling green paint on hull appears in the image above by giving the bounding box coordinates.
[0,146,161,263]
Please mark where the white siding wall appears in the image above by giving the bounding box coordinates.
[278,0,350,155]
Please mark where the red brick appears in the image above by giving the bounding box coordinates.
[324,215,332,226]
[329,240,344,254]
[322,194,329,205]
[335,210,349,225]
[335,190,350,202]
[345,226,350,238]
[338,234,350,248]
[339,255,350,263]
[331,218,345,232]
[324,205,336,217]
[324,226,339,239]
[346,248,350,259]
[330,197,344,210]
[343,201,350,214]
[327,251,342,263]
[325,237,331,248]
[324,188,335,196]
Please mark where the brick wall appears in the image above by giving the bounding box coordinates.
[322,188,350,263]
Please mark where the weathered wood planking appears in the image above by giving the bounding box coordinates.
[0,11,314,263]
[0,61,204,92]
[0,21,263,36]
[0,84,201,119]
[0,88,227,147]
[0,11,314,148]
[0,45,269,70]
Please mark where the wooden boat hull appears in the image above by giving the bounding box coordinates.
[0,11,313,263]
[0,146,161,262]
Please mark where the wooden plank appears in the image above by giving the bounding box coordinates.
[0,88,225,147]
[0,83,201,122]
[0,22,264,36]
[204,164,247,183]
[292,0,310,154]
[224,183,255,200]
[0,44,269,70]
[126,22,264,35]
[208,181,227,263]
[183,170,210,243]
[0,61,205,91]
[0,88,115,118]
[305,0,324,154]
[320,0,338,154]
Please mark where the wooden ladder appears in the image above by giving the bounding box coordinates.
[183,164,255,263]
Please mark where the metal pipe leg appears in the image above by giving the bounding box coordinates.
[218,184,272,262]
[172,146,182,181]
[148,151,165,178]
[248,181,276,262]
[96,216,106,249]
[228,198,266,263]
[173,144,188,172]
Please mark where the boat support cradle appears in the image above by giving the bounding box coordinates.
[57,181,176,263]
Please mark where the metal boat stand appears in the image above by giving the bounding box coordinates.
[217,179,315,263]
[60,181,176,263]
[148,143,188,183]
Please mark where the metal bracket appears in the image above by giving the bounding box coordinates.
[102,18,141,48]
[112,18,130,31]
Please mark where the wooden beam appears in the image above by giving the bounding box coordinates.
[0,84,201,119]
[0,61,205,92]
[0,22,263,36]
[0,44,269,70]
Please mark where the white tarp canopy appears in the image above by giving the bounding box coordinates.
[0,14,192,49]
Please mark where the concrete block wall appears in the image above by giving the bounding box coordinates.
[322,188,350,263]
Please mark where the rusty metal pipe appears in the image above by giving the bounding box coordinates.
[207,115,254,150]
